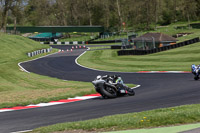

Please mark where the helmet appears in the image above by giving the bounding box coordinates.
[96,75,101,80]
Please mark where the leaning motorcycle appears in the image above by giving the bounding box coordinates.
[92,75,135,98]
[191,64,200,80]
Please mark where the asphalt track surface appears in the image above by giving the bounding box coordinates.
[1,45,200,133]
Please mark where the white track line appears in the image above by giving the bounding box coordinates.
[18,52,58,73]
[131,85,141,89]
[11,130,33,133]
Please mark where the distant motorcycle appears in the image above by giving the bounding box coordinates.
[191,64,200,80]
[92,75,135,98]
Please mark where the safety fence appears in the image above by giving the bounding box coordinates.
[1,30,21,35]
[40,40,121,45]
[111,45,133,49]
[40,41,85,45]
[39,39,127,45]
[27,47,52,57]
[87,39,122,44]
[190,23,200,29]
[117,37,199,56]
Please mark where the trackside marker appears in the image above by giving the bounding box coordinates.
[0,93,102,113]
[84,94,101,96]
[11,129,33,133]
[49,99,81,103]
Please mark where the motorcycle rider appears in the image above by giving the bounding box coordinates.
[192,64,197,74]
[96,75,128,90]
[191,64,200,80]
[111,75,135,95]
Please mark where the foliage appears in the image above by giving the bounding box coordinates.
[0,0,200,31]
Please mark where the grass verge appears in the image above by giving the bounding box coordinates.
[0,33,96,108]
[78,41,200,72]
[32,104,200,133]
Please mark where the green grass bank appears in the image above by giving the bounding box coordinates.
[0,33,98,108]
[32,104,200,133]
[78,41,200,72]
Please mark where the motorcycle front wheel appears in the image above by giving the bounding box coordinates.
[127,89,135,96]
[100,86,117,98]
[194,76,199,80]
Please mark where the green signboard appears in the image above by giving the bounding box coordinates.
[6,26,104,33]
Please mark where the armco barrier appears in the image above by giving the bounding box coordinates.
[111,45,122,49]
[27,47,52,57]
[111,45,133,49]
[41,39,129,45]
[40,41,85,45]
[118,37,199,56]
[87,39,122,44]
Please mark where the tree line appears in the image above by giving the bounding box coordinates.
[0,0,200,32]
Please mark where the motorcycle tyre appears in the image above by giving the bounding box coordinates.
[127,89,135,96]
[194,76,199,80]
[100,86,117,98]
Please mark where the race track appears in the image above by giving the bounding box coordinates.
[1,45,200,133]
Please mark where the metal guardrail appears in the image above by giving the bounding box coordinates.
[40,41,85,45]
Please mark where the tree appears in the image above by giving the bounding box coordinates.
[10,0,24,31]
[83,0,94,26]
[116,0,123,31]
[1,0,199,31]
[180,0,197,28]
[0,0,14,31]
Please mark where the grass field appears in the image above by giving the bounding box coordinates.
[32,104,200,133]
[150,22,200,43]
[59,32,98,42]
[0,33,98,108]
[78,41,200,72]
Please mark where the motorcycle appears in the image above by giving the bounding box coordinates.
[92,75,135,98]
[191,64,200,80]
